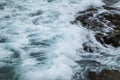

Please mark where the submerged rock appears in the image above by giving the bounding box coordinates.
[73,6,120,47]
[88,69,120,80]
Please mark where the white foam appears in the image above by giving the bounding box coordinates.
[114,1,120,7]
[1,0,117,80]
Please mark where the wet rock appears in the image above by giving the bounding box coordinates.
[83,42,99,53]
[73,6,120,47]
[103,0,120,5]
[83,43,94,53]
[88,69,120,80]
[103,5,120,11]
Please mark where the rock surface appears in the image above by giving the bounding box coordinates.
[73,5,120,47]
[72,1,120,80]
[103,0,120,5]
[88,69,120,80]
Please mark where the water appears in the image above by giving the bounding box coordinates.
[0,0,120,80]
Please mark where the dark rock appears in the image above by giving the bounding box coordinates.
[88,69,120,80]
[103,0,120,5]
[103,5,120,10]
[73,6,120,47]
[83,43,94,53]
[83,42,99,53]
[88,71,97,80]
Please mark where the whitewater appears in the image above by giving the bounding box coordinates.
[0,0,120,80]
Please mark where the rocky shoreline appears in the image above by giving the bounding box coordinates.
[72,0,120,80]
[73,5,120,47]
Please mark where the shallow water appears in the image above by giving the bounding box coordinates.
[0,0,120,80]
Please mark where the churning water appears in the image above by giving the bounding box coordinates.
[0,0,120,80]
